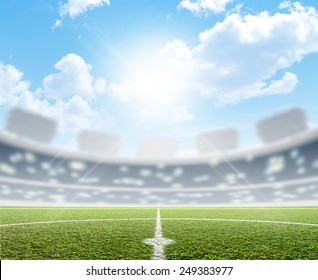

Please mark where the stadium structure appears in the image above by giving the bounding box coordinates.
[0,108,317,207]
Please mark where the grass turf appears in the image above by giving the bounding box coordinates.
[1,207,317,260]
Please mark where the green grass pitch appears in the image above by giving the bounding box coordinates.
[1,207,317,260]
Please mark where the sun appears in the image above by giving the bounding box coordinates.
[132,59,185,107]
[112,45,194,111]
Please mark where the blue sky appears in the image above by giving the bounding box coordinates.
[1,0,318,156]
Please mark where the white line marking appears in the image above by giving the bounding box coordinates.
[0,218,155,227]
[1,207,317,210]
[143,209,174,260]
[162,218,318,227]
[1,217,317,228]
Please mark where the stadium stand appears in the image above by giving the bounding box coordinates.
[1,180,317,205]
[0,126,317,205]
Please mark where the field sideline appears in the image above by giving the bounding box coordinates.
[1,206,317,260]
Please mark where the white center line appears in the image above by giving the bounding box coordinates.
[144,208,174,260]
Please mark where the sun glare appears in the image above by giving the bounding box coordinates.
[134,63,183,106]
[118,48,193,110]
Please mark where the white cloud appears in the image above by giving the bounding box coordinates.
[4,3,316,136]
[52,96,100,132]
[42,53,107,99]
[9,89,100,134]
[0,64,53,115]
[173,2,318,105]
[172,107,196,122]
[0,56,110,134]
[51,19,63,30]
[108,3,318,110]
[163,39,193,60]
[279,1,292,10]
[178,0,233,15]
[59,0,110,18]
[0,62,31,105]
[262,72,299,95]
[215,72,299,106]
[110,3,318,108]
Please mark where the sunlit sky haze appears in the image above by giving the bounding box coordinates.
[0,0,318,156]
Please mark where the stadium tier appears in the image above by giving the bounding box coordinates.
[0,129,318,205]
